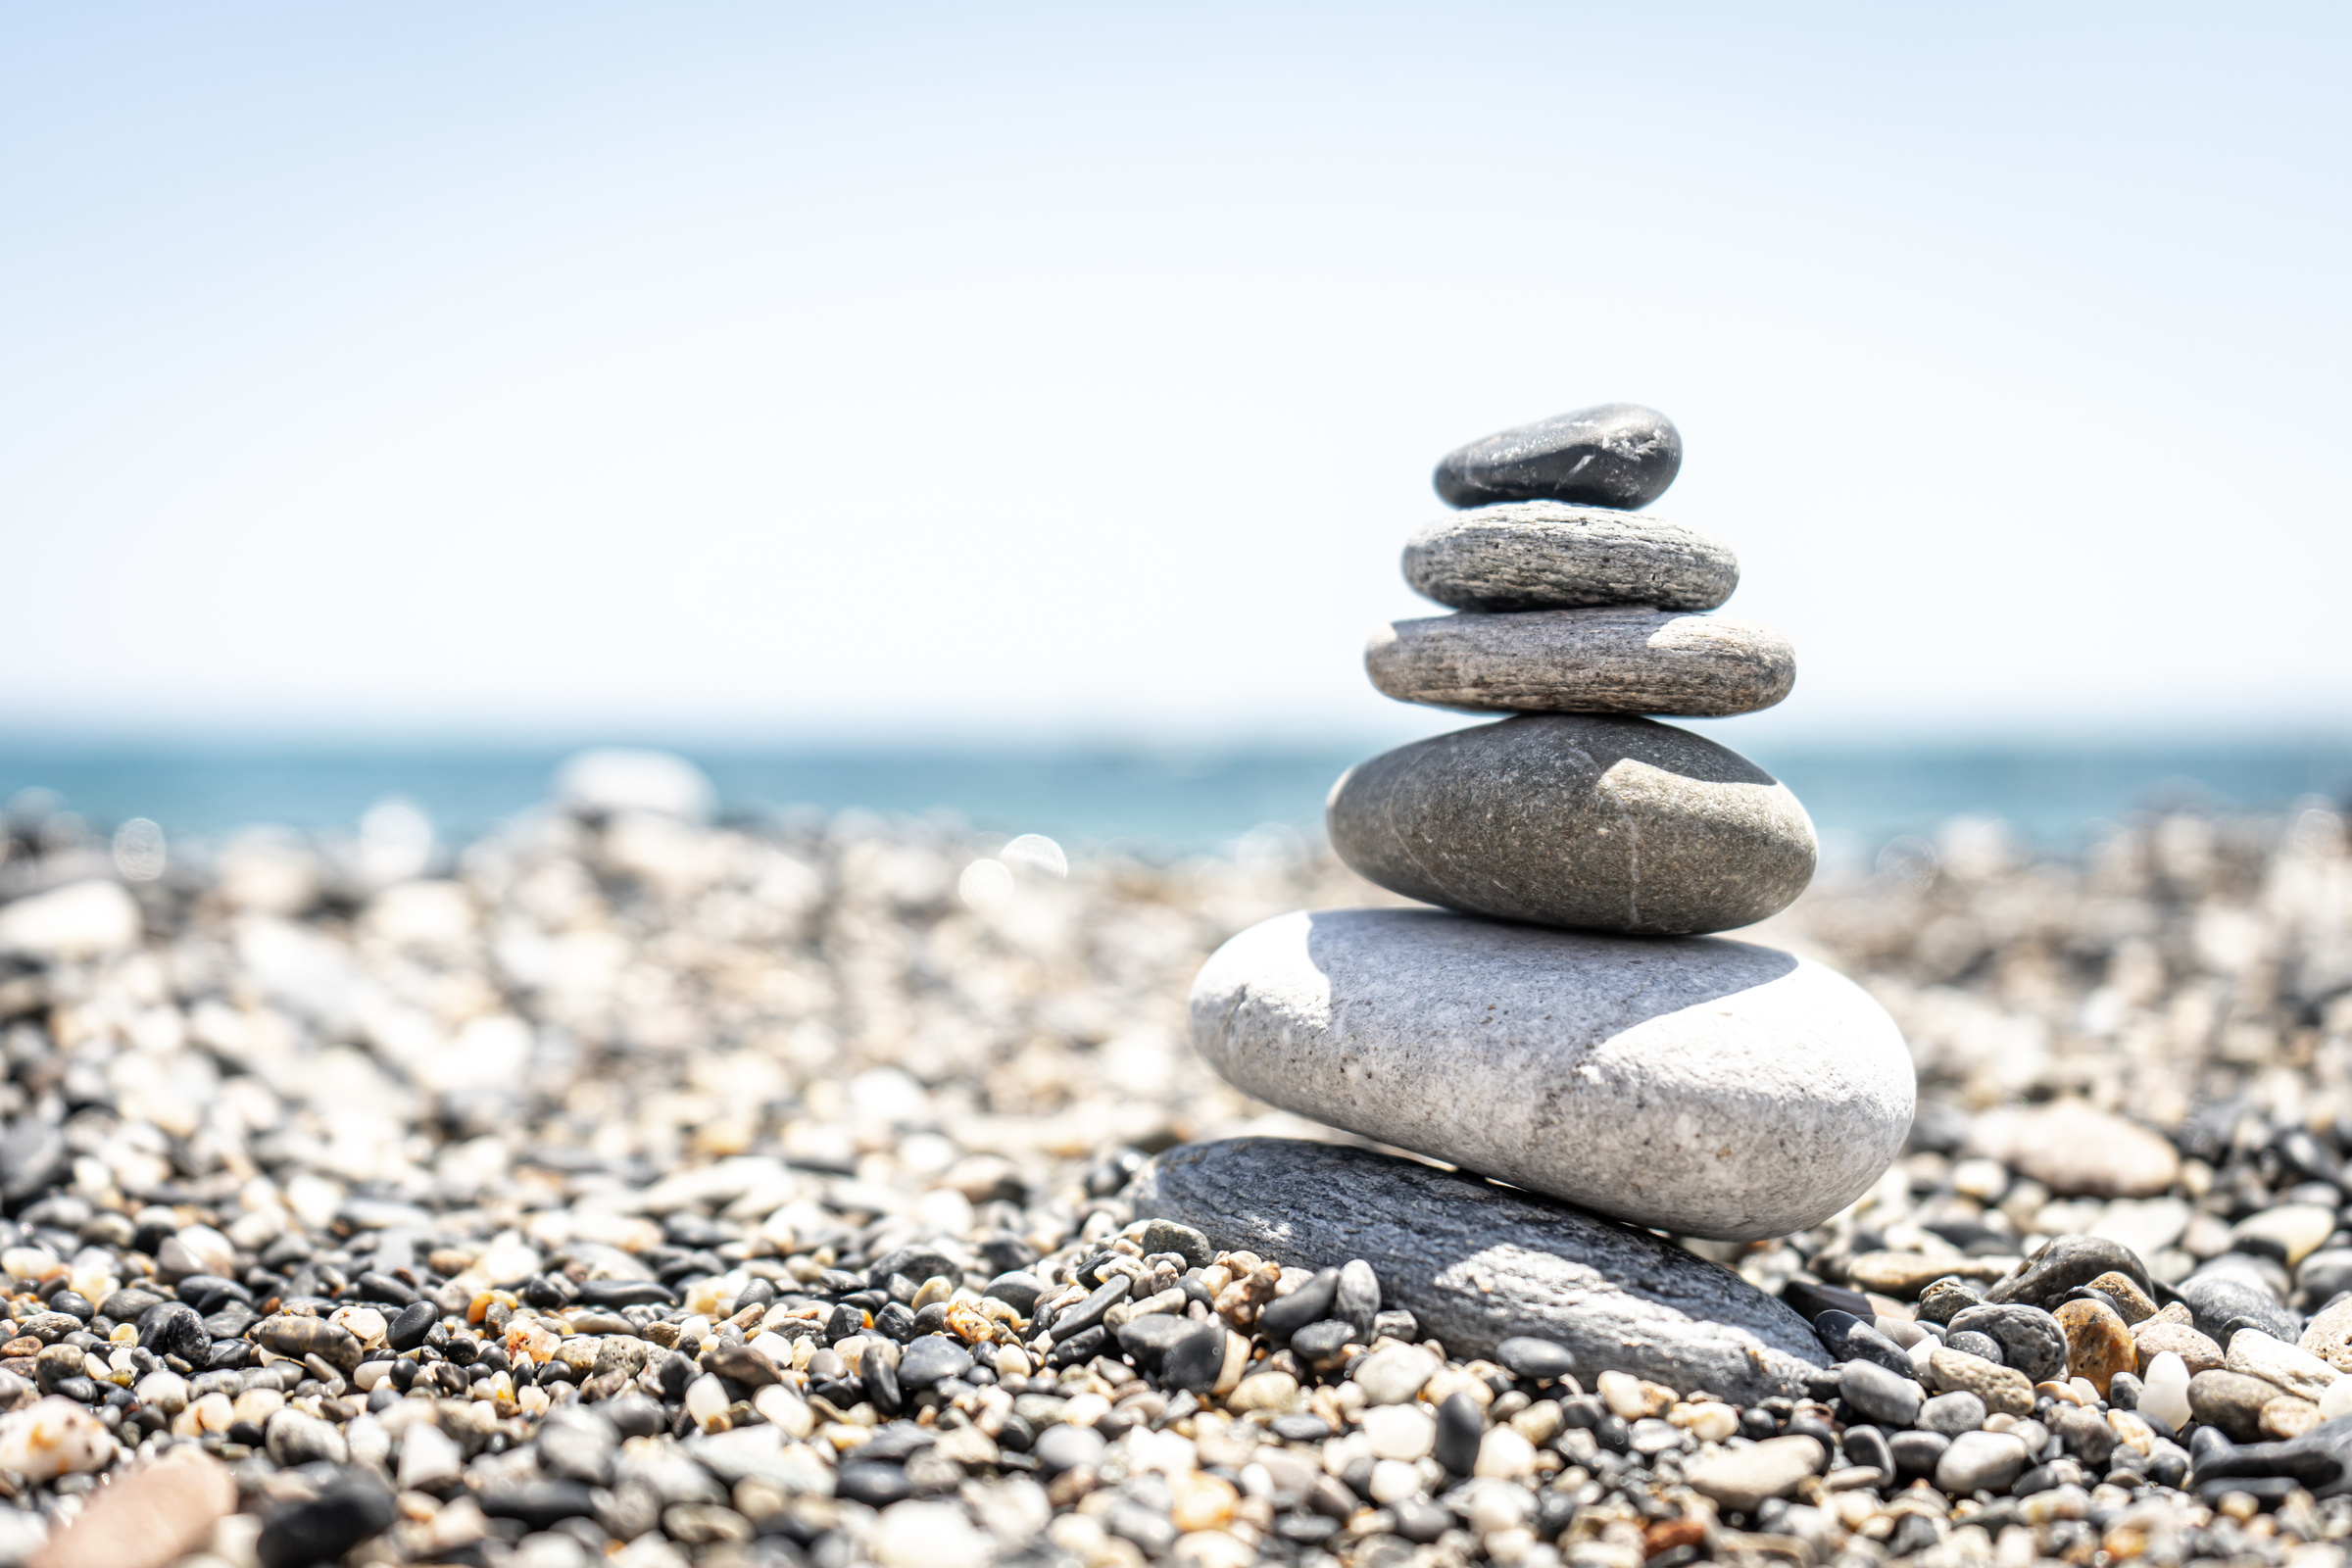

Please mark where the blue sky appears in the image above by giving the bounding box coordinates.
[3,5,2347,744]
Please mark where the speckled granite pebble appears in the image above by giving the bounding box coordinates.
[1327,714,1817,936]
[1189,907,1914,1239]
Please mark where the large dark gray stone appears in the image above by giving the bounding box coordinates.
[1366,609,1793,717]
[1433,404,1682,511]
[1402,503,1736,614]
[1327,714,1816,936]
[1131,1137,1831,1402]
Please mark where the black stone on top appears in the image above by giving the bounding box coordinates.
[1433,404,1682,512]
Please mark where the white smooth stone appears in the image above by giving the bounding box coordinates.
[2139,1351,2193,1431]
[1190,907,1914,1240]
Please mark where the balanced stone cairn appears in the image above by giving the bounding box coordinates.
[1139,404,1917,1398]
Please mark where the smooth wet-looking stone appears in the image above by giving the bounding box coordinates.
[1433,404,1682,511]
[1132,1137,1829,1402]
[1327,713,1816,936]
[1401,503,1737,613]
[1188,907,1913,1239]
[1365,610,1794,717]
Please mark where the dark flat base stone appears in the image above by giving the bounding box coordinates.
[1132,1137,1828,1403]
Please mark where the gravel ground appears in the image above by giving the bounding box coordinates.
[0,781,2348,1568]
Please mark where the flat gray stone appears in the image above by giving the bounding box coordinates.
[1366,609,1793,717]
[1187,908,1914,1239]
[1432,404,1682,511]
[1327,714,1816,935]
[1402,502,1737,613]
[1132,1137,1829,1402]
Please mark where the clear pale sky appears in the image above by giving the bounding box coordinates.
[4,5,2346,746]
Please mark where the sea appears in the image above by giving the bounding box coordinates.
[3,735,2349,866]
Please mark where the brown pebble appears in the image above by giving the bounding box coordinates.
[2083,1272,2160,1326]
[2053,1298,2134,1395]
[2188,1370,2291,1443]
[1929,1346,2035,1417]
[2134,1320,2224,1377]
[28,1452,235,1568]
[2262,1395,2323,1440]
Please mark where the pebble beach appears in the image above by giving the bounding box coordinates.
[0,771,2344,1568]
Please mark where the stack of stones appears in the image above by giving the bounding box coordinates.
[1141,405,1917,1400]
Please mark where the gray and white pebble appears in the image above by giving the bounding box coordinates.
[1433,404,1683,511]
[1402,502,1737,613]
[1838,1360,1924,1427]
[1365,610,1794,717]
[1946,1303,2070,1385]
[2181,1271,2301,1348]
[1917,1391,1987,1435]
[1936,1430,2030,1494]
[1131,1136,1830,1401]
[1327,714,1817,936]
[1188,909,1913,1239]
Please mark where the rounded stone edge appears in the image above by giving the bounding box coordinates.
[1362,610,1796,717]
[1400,504,1739,613]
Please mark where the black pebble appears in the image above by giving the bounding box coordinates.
[1782,1280,1873,1323]
[1433,404,1683,511]
[1841,1425,1892,1475]
[1269,1413,1331,1443]
[1433,1391,1483,1475]
[1290,1320,1354,1366]
[2107,1372,2142,1410]
[1889,1430,1949,1477]
[823,1304,864,1345]
[1256,1270,1340,1345]
[256,1482,397,1568]
[862,1356,902,1416]
[1494,1335,1577,1382]
[1157,1323,1225,1396]
[480,1481,598,1529]
[874,1302,916,1342]
[137,1302,209,1362]
[835,1461,912,1507]
[387,1301,437,1352]
[1739,1406,1778,1441]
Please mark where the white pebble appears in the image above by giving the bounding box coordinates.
[1368,1457,1422,1503]
[2322,1377,2352,1421]
[1361,1403,1435,1461]
[683,1374,730,1427]
[2139,1351,2192,1431]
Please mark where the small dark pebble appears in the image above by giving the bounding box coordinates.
[257,1481,398,1568]
[1494,1335,1577,1382]
[387,1300,438,1352]
[835,1461,913,1507]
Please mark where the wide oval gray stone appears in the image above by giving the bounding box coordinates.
[1132,1137,1828,1402]
[1188,907,1914,1239]
[1366,609,1793,717]
[1402,503,1737,613]
[1327,714,1816,935]
[1433,404,1682,511]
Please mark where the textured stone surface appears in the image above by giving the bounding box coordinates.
[2304,1297,2352,1374]
[1365,610,1793,717]
[1131,1138,1830,1402]
[1401,503,1737,613]
[1926,1347,2034,1417]
[1326,714,1816,936]
[1685,1436,1822,1512]
[28,1452,234,1568]
[1188,909,1912,1239]
[2191,1370,2294,1442]
[1433,405,1682,511]
[2134,1320,2225,1376]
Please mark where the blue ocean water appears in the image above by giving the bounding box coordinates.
[2,736,2349,858]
